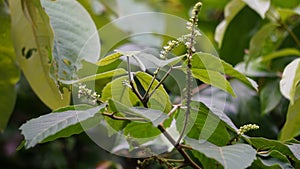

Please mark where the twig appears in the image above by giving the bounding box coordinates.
[102,112,146,122]
[157,124,202,169]
[126,56,147,107]
[147,67,173,99]
[168,104,181,117]
[142,68,160,101]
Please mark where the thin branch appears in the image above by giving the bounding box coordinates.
[157,124,202,169]
[179,144,193,150]
[164,158,185,163]
[102,112,146,122]
[168,104,181,117]
[192,83,209,95]
[142,67,160,101]
[148,67,173,99]
[126,56,147,107]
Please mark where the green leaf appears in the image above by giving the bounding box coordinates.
[192,52,258,91]
[280,58,300,103]
[215,0,245,47]
[235,61,277,77]
[185,137,256,169]
[41,0,101,81]
[60,68,127,84]
[262,48,300,62]
[277,8,300,21]
[101,76,140,106]
[97,52,123,66]
[253,150,294,169]
[248,23,279,63]
[0,1,20,131]
[192,69,235,96]
[191,151,224,169]
[9,0,70,109]
[135,72,172,112]
[260,80,282,115]
[280,86,300,141]
[124,122,160,140]
[250,137,300,161]
[176,102,231,146]
[109,99,168,126]
[243,0,271,18]
[20,103,106,148]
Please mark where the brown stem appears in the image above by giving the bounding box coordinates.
[157,124,202,169]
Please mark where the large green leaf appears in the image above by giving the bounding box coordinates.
[242,0,270,18]
[186,137,256,169]
[40,0,101,81]
[0,1,20,131]
[280,58,300,104]
[176,102,231,146]
[192,52,258,91]
[215,0,245,47]
[9,0,70,109]
[20,103,106,148]
[280,86,300,141]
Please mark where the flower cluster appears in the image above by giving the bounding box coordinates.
[78,83,100,105]
[237,124,259,135]
[159,39,181,59]
[159,3,202,59]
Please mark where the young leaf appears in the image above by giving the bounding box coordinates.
[192,52,258,91]
[97,52,123,66]
[60,68,127,84]
[20,104,106,148]
[185,137,256,169]
[41,0,101,81]
[9,0,70,109]
[280,58,300,104]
